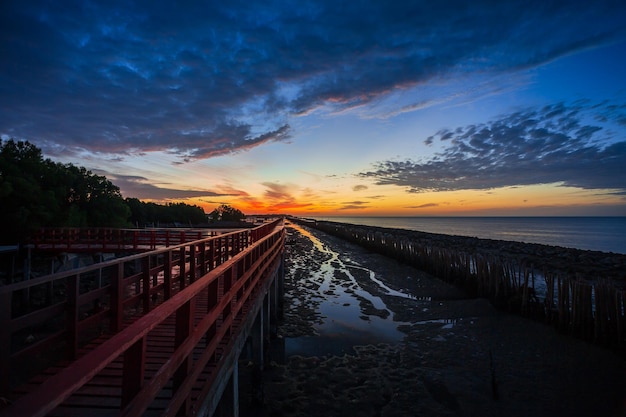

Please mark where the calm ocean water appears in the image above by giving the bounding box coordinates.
[308,216,626,254]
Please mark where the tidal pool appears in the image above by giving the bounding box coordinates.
[284,223,411,356]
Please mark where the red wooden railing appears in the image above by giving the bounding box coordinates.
[29,228,226,252]
[0,219,283,402]
[1,224,284,417]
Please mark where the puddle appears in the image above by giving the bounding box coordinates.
[286,224,410,356]
[411,317,478,329]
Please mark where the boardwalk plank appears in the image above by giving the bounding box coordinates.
[3,223,284,417]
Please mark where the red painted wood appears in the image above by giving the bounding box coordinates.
[0,220,284,416]
[121,336,146,408]
[66,274,79,360]
[173,299,194,416]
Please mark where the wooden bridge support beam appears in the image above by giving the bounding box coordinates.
[247,308,265,369]
[198,254,284,417]
[215,362,239,417]
[263,293,271,350]
[277,253,285,319]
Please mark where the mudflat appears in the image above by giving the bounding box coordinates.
[242,223,626,417]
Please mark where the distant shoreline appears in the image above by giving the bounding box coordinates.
[293,217,626,281]
[303,215,626,255]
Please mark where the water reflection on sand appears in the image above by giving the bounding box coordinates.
[285,223,411,356]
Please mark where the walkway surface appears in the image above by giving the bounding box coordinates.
[12,291,218,417]
[1,221,285,417]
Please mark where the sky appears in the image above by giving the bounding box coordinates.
[1,0,626,217]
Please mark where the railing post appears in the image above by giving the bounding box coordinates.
[121,336,146,408]
[178,247,187,289]
[198,242,207,276]
[223,269,233,331]
[66,273,80,359]
[0,290,11,395]
[207,241,215,272]
[189,244,197,283]
[119,229,126,251]
[215,237,222,267]
[236,259,244,302]
[110,263,124,332]
[231,361,240,417]
[174,298,195,416]
[142,257,151,313]
[164,250,172,300]
[205,278,218,349]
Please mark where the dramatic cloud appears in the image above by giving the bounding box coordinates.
[107,173,238,200]
[2,1,625,161]
[360,101,626,193]
[407,203,439,209]
[261,182,297,202]
[338,201,369,210]
[352,185,368,192]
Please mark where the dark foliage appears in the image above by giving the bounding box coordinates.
[0,139,130,243]
[126,198,207,227]
[208,204,246,222]
[0,139,215,244]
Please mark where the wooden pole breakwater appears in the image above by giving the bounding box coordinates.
[290,218,626,352]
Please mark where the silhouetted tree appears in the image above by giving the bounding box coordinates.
[1,138,211,244]
[0,139,130,243]
[126,198,207,226]
[0,139,58,242]
[208,204,245,222]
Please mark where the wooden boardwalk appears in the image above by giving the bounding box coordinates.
[29,228,221,253]
[1,220,285,417]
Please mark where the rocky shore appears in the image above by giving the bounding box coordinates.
[241,222,626,417]
[307,219,626,281]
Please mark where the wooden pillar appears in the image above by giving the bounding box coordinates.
[269,278,278,338]
[198,242,207,276]
[121,336,146,408]
[0,290,11,395]
[110,262,124,333]
[263,293,271,342]
[277,253,285,319]
[206,278,218,349]
[251,308,264,368]
[164,250,172,300]
[189,244,197,283]
[217,362,239,417]
[66,273,80,359]
[178,246,187,289]
[142,256,151,313]
[174,298,195,416]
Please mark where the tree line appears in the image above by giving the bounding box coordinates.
[0,139,244,244]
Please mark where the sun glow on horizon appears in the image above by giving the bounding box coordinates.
[175,181,626,218]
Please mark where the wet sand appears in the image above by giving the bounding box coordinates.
[242,222,626,417]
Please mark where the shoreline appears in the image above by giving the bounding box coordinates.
[294,218,626,350]
[294,218,626,280]
[305,216,626,255]
[242,222,626,417]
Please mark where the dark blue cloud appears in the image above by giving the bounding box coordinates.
[99,172,241,199]
[359,101,626,193]
[1,1,625,160]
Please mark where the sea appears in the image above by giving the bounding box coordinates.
[307,216,626,255]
